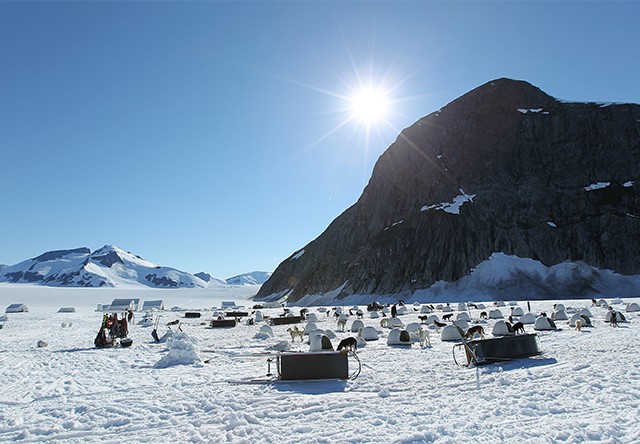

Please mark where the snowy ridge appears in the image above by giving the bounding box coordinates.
[0,245,208,289]
[226,271,272,286]
[289,253,640,306]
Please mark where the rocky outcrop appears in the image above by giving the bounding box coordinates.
[257,78,640,303]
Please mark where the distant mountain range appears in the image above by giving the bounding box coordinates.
[0,245,270,288]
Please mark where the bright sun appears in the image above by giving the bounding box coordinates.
[350,88,388,123]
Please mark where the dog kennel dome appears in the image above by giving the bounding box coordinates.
[489,309,504,319]
[387,328,411,345]
[626,303,640,313]
[579,308,593,318]
[552,310,568,321]
[440,324,464,342]
[510,307,524,317]
[405,322,422,333]
[350,320,365,333]
[361,326,379,341]
[519,313,536,324]
[492,320,515,336]
[456,312,471,322]
[569,313,591,327]
[303,322,318,334]
[534,316,555,331]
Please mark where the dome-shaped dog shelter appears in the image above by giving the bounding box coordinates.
[492,320,514,336]
[387,328,411,346]
[350,320,365,333]
[489,309,504,319]
[626,303,640,313]
[510,307,524,317]
[552,310,568,321]
[440,325,464,342]
[534,316,557,331]
[519,313,536,324]
[361,326,379,341]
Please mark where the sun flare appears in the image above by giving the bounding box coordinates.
[350,87,389,124]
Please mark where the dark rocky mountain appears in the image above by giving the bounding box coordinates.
[257,78,640,304]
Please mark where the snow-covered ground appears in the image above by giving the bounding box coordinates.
[1,284,639,443]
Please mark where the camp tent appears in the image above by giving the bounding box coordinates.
[142,300,164,311]
[109,299,140,312]
[6,303,28,313]
[57,307,76,313]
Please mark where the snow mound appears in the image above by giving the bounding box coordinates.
[155,333,202,368]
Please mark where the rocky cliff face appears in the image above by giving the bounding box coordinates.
[257,78,640,303]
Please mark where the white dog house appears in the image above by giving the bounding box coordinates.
[361,326,379,341]
[387,328,412,346]
[519,313,536,324]
[456,312,471,322]
[405,322,422,333]
[369,310,380,319]
[489,309,504,319]
[454,319,469,330]
[350,320,365,333]
[388,317,404,328]
[534,316,556,331]
[440,325,463,342]
[6,303,28,313]
[554,303,566,312]
[309,334,333,352]
[552,310,568,321]
[511,307,525,317]
[569,313,592,327]
[420,305,431,314]
[304,322,318,335]
[579,308,593,317]
[492,320,515,336]
[626,303,640,313]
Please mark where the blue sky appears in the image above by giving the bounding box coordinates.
[1,1,639,278]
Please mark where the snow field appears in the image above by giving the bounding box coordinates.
[1,286,639,443]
